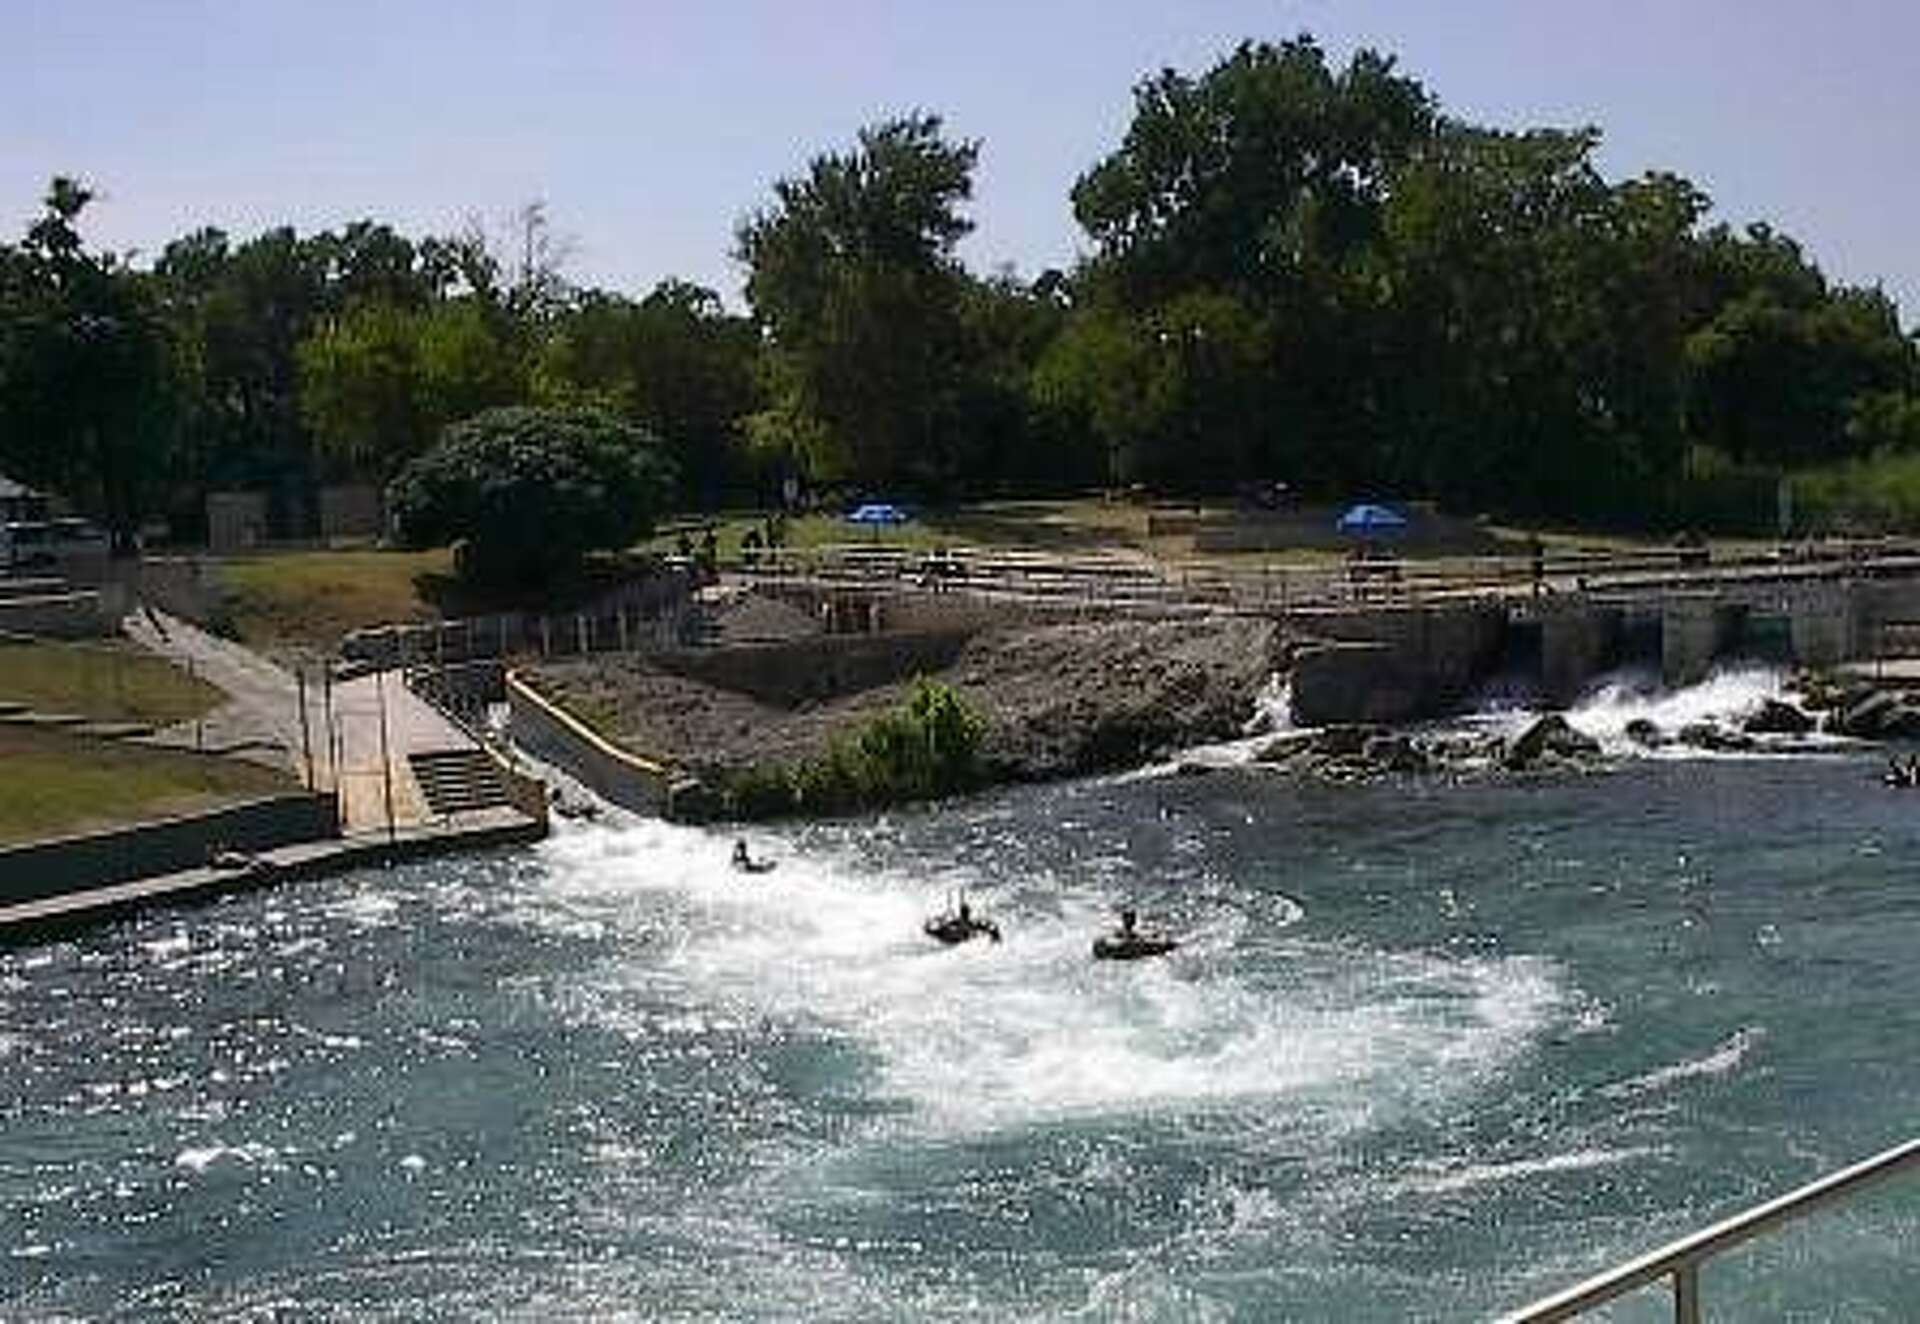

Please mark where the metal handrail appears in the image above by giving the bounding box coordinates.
[1499,1137,1920,1323]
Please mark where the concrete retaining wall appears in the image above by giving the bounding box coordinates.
[650,629,977,707]
[1287,603,1507,723]
[1542,605,1623,706]
[1291,641,1428,725]
[0,792,340,905]
[507,670,681,817]
[0,591,110,638]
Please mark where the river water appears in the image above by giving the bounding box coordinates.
[5,671,1920,1320]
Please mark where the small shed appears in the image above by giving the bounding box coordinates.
[206,491,269,552]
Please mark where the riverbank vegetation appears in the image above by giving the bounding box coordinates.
[723,679,986,818]
[4,35,1917,563]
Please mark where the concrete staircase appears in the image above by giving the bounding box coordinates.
[406,748,512,818]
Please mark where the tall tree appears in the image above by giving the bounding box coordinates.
[297,296,527,481]
[538,280,760,505]
[0,178,184,545]
[736,114,979,491]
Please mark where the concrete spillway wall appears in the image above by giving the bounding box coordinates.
[1290,603,1507,725]
[1287,577,1903,724]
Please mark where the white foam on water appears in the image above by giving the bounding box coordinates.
[1392,1144,1665,1197]
[1569,666,1783,744]
[530,816,1569,1138]
[173,1141,279,1174]
[1465,664,1847,760]
[1599,1025,1766,1101]
[1127,673,1300,775]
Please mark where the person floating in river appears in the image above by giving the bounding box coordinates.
[731,839,776,873]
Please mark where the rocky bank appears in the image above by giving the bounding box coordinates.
[527,612,1284,787]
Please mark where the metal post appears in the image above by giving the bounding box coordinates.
[577,614,588,655]
[191,656,203,752]
[375,668,396,849]
[322,663,338,798]
[297,665,314,791]
[1672,1263,1700,1324]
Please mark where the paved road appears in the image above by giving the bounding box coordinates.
[125,610,473,834]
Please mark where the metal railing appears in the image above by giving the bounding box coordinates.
[734,540,1920,620]
[1499,1136,1920,1322]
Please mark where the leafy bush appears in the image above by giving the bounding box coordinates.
[386,405,675,587]
[723,678,985,819]
[1789,450,1920,534]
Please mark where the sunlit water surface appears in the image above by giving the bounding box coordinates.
[5,671,1920,1320]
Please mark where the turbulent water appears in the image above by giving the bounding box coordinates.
[6,670,1920,1320]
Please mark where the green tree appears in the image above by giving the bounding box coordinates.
[736,114,979,491]
[297,297,526,481]
[386,405,675,586]
[0,177,185,545]
[537,280,760,505]
[1072,37,1435,305]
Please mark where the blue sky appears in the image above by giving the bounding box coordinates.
[5,0,1915,321]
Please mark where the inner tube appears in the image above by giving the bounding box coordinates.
[925,915,1000,945]
[732,858,777,874]
[1092,933,1179,961]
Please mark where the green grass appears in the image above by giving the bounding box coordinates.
[649,498,1158,561]
[0,727,296,846]
[218,548,451,653]
[0,641,223,724]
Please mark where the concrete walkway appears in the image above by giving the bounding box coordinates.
[124,610,479,835]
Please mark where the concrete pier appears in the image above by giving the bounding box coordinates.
[1541,605,1622,706]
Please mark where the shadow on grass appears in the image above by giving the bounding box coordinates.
[411,550,671,619]
[917,501,1147,553]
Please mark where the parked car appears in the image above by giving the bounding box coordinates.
[1,517,108,571]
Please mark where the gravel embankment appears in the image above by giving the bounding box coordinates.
[528,613,1282,784]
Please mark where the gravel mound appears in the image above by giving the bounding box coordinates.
[528,613,1281,785]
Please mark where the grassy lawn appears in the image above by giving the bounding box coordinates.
[218,547,451,653]
[649,498,1161,561]
[0,727,296,846]
[0,641,223,724]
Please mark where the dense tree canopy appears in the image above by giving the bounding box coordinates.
[736,114,981,491]
[4,32,1919,548]
[0,180,184,546]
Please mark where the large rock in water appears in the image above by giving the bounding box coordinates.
[1743,698,1814,735]
[1503,714,1602,769]
[1624,717,1667,748]
[1678,721,1756,752]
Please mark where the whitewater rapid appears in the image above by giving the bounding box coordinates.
[526,812,1566,1141]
